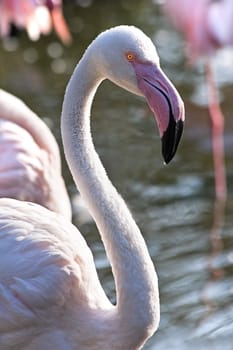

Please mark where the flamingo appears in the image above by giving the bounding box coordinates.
[0,26,184,349]
[0,0,71,44]
[0,89,71,219]
[164,0,233,200]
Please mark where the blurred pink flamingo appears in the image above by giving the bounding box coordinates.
[0,0,71,44]
[164,0,233,200]
[0,89,72,219]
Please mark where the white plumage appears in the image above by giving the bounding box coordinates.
[0,26,184,349]
[0,89,71,219]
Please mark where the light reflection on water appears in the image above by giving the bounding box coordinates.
[1,1,233,349]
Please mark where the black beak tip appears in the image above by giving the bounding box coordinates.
[161,119,184,164]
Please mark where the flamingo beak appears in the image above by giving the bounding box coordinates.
[132,62,185,163]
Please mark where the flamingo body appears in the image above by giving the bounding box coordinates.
[0,26,185,349]
[0,198,109,350]
[164,0,233,199]
[0,89,71,219]
[164,0,233,62]
[0,0,71,44]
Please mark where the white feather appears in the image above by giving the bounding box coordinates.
[0,26,168,349]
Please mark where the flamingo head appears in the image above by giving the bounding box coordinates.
[89,25,185,163]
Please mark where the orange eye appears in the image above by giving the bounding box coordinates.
[126,52,134,61]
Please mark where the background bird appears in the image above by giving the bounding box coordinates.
[0,89,71,219]
[0,25,184,349]
[164,0,233,200]
[0,0,71,44]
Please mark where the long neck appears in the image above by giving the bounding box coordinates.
[61,54,159,345]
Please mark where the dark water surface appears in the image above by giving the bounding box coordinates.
[1,1,233,349]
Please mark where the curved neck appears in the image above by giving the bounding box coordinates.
[61,54,159,344]
[0,89,60,169]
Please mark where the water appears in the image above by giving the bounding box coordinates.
[1,1,233,349]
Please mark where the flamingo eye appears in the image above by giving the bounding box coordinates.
[126,52,134,61]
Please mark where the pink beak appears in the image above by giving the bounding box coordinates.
[132,61,185,163]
